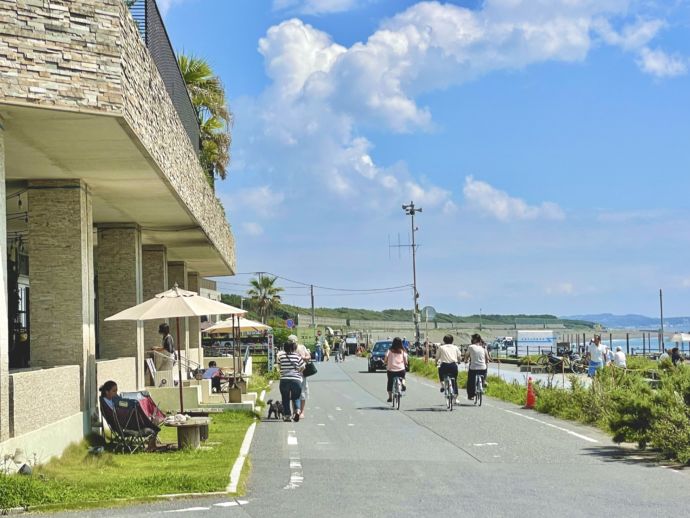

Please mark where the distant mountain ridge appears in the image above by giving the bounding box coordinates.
[563,313,690,329]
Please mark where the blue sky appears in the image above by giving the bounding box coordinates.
[161,0,690,317]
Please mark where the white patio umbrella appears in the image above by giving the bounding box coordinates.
[105,284,245,413]
[203,316,271,334]
[670,333,690,343]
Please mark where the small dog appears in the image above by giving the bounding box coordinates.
[266,399,284,420]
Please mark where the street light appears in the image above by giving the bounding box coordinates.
[402,201,422,349]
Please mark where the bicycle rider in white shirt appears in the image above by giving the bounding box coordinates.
[436,334,462,403]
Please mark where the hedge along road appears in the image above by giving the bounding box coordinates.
[51,358,688,518]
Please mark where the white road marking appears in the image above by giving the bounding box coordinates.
[500,408,599,443]
[347,423,355,427]
[317,423,326,427]
[316,441,330,445]
[327,414,335,421]
[164,507,210,513]
[227,422,257,493]
[473,442,498,447]
[336,406,342,411]
[214,502,238,507]
[284,431,304,490]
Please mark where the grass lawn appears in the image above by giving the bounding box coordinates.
[0,411,256,513]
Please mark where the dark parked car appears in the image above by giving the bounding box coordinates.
[368,340,392,372]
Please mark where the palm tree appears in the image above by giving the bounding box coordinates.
[178,53,233,183]
[246,276,284,324]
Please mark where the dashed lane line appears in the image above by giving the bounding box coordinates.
[284,431,304,490]
[164,507,210,513]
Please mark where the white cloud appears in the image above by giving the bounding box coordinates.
[462,176,565,222]
[637,47,688,78]
[156,0,187,16]
[546,282,575,295]
[241,222,264,236]
[273,0,365,15]
[229,1,680,228]
[223,186,285,219]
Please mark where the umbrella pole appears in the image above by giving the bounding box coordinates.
[176,316,184,414]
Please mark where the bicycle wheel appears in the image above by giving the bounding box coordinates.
[444,379,452,410]
[395,391,401,410]
[476,377,484,407]
[536,355,549,367]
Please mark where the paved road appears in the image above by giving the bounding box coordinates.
[52,358,689,517]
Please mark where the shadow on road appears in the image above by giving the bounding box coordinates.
[356,406,395,411]
[580,446,686,469]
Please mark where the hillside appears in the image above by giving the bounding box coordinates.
[220,294,594,328]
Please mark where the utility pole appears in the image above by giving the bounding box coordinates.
[659,288,664,352]
[311,284,316,344]
[402,201,422,348]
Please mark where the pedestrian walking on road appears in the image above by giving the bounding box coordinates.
[294,335,311,419]
[465,334,489,401]
[277,339,305,422]
[321,334,330,361]
[384,337,408,402]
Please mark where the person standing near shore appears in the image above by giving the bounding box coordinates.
[587,335,606,377]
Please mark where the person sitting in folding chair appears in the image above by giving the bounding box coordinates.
[202,360,224,393]
[99,380,161,453]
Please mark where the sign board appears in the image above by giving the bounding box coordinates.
[286,319,294,329]
[516,330,555,356]
[267,333,275,372]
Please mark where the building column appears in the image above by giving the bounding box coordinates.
[187,271,202,369]
[96,224,144,388]
[142,245,167,357]
[0,121,9,441]
[167,261,188,363]
[28,180,96,418]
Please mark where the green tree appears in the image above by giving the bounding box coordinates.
[178,53,232,184]
[247,276,284,324]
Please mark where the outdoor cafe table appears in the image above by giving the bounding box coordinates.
[166,416,211,449]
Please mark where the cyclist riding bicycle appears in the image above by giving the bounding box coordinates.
[464,333,490,402]
[436,334,462,403]
[384,337,408,403]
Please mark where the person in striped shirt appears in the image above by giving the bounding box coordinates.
[277,337,305,422]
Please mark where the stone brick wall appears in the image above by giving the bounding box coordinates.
[117,1,236,273]
[142,245,167,351]
[96,225,143,360]
[9,365,81,436]
[0,0,236,274]
[0,0,123,112]
[27,180,96,410]
[0,122,8,442]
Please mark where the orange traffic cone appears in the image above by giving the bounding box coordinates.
[525,377,536,409]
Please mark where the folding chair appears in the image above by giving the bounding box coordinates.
[99,396,160,453]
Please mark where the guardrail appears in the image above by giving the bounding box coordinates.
[128,0,200,152]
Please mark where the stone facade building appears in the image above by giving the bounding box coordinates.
[0,0,234,463]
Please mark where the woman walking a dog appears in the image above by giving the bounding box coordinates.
[277,337,305,422]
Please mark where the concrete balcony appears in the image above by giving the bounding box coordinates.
[0,0,234,276]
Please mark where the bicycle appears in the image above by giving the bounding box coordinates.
[474,374,485,407]
[443,375,454,411]
[391,376,403,410]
